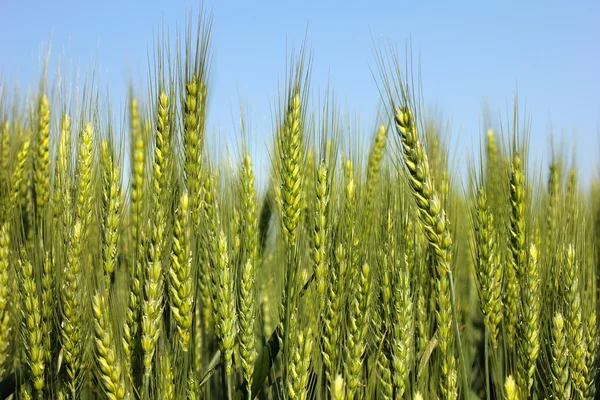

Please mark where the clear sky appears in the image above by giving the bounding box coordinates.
[2,0,599,187]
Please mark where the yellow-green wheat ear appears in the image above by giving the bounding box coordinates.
[101,143,122,292]
[0,223,10,377]
[393,105,458,400]
[344,263,372,398]
[517,241,540,396]
[504,154,525,350]
[92,292,129,400]
[286,327,313,400]
[313,160,329,313]
[238,152,258,392]
[142,89,169,386]
[474,187,503,348]
[20,256,45,397]
[391,259,413,398]
[129,97,145,250]
[563,245,586,396]
[11,140,31,215]
[214,228,236,376]
[33,93,51,221]
[551,313,570,400]
[364,123,388,238]
[183,76,203,225]
[169,191,194,352]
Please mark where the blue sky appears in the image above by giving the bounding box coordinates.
[1,1,599,187]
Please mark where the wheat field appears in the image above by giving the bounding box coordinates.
[0,11,597,400]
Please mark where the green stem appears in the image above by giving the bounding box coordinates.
[485,327,490,400]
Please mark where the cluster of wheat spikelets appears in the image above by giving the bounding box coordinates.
[0,10,598,400]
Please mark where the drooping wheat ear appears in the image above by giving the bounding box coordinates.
[20,256,45,397]
[130,98,145,250]
[394,106,457,400]
[585,311,597,399]
[551,312,570,400]
[504,375,519,400]
[287,327,313,400]
[0,223,10,377]
[331,374,346,400]
[563,245,586,396]
[142,90,169,384]
[92,292,129,400]
[474,187,503,348]
[364,123,388,237]
[313,160,329,313]
[517,241,540,396]
[101,143,122,292]
[391,260,413,398]
[41,252,54,367]
[33,93,50,220]
[344,263,371,398]
[214,228,236,375]
[505,154,525,347]
[169,191,194,352]
[158,345,175,400]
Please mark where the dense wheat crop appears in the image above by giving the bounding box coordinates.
[0,10,598,400]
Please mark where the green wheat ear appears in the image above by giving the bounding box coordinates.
[33,93,51,221]
[0,223,11,377]
[394,106,458,400]
[169,191,194,352]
